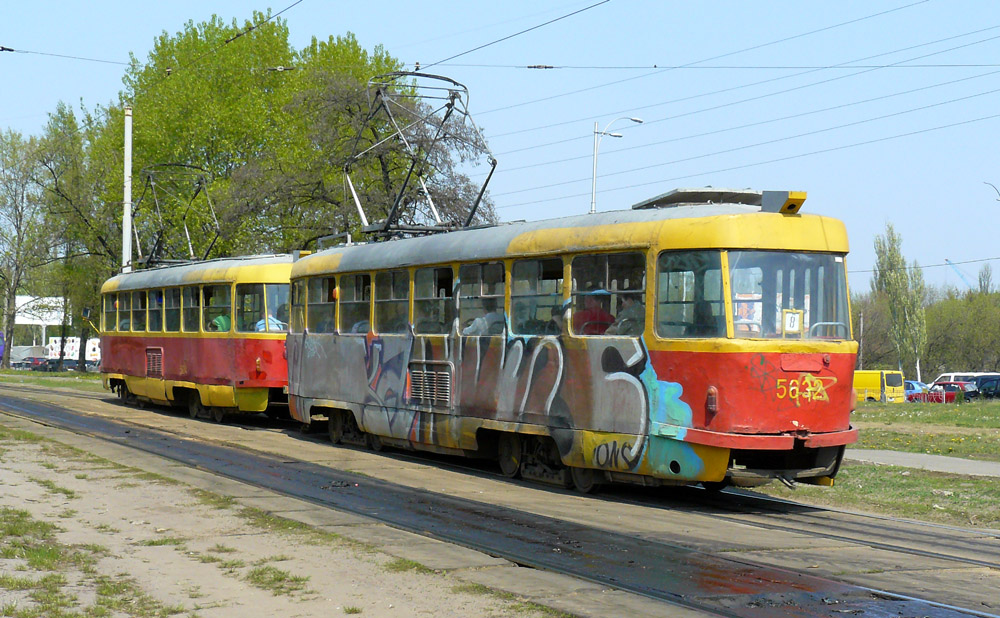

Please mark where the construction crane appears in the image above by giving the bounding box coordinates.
[945,259,974,289]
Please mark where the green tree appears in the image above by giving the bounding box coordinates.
[0,130,56,367]
[871,223,927,381]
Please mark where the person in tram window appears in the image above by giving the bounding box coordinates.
[573,289,614,335]
[462,297,505,335]
[255,311,285,332]
[605,294,644,336]
[210,313,231,332]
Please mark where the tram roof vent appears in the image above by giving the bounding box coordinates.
[631,188,806,214]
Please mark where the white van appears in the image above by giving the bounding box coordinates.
[932,372,982,384]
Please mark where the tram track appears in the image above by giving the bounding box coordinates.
[1,385,997,617]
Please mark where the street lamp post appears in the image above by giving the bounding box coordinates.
[590,116,643,214]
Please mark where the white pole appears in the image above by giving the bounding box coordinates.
[590,121,598,215]
[122,107,133,273]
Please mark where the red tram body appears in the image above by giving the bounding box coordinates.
[284,189,860,491]
[100,255,293,421]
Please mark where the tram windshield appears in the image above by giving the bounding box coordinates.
[729,250,849,340]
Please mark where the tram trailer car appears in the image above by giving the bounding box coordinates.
[287,188,858,492]
[100,255,293,422]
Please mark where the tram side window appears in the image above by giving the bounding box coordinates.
[103,294,117,332]
[339,274,371,334]
[182,287,200,332]
[307,277,336,333]
[236,284,265,332]
[655,251,724,338]
[290,280,306,333]
[571,252,645,336]
[118,293,131,330]
[148,290,163,331]
[512,258,563,335]
[131,291,147,332]
[266,283,290,332]
[414,267,454,334]
[459,263,505,336]
[164,288,181,332]
[203,285,232,332]
[375,271,409,334]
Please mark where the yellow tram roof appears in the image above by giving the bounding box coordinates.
[292,198,849,278]
[101,254,294,294]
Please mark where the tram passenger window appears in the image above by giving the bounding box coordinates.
[131,291,147,332]
[103,294,117,332]
[307,277,336,332]
[414,267,454,334]
[339,274,371,334]
[266,283,289,332]
[118,293,131,331]
[147,290,163,332]
[459,263,505,336]
[655,251,724,338]
[571,252,645,336]
[290,280,306,333]
[182,287,200,332]
[375,271,409,334]
[512,258,563,335]
[236,284,265,332]
[203,285,232,332]
[164,288,181,332]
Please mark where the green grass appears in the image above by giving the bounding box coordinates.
[854,399,1000,429]
[755,463,1000,528]
[343,606,363,614]
[243,565,310,595]
[451,582,577,617]
[136,537,186,547]
[856,427,1000,461]
[0,371,106,393]
[29,478,77,500]
[383,558,434,575]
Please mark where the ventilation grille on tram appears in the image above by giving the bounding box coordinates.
[409,361,453,407]
[146,348,163,378]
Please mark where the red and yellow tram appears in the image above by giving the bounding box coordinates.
[285,188,859,491]
[100,255,293,422]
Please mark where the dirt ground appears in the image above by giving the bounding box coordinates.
[0,421,563,618]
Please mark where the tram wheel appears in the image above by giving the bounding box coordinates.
[570,466,600,494]
[328,412,344,444]
[211,407,227,424]
[188,396,206,419]
[497,433,522,478]
[367,433,384,452]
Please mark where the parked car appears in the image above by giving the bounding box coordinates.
[924,381,978,403]
[904,380,929,401]
[23,356,50,371]
[978,377,1000,399]
[971,373,1000,391]
[38,358,79,372]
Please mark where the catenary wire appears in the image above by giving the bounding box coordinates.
[419,0,610,71]
[496,111,1000,209]
[492,85,1000,196]
[476,0,931,116]
[489,23,1000,146]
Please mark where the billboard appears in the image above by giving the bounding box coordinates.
[15,296,65,326]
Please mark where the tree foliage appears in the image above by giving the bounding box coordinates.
[870,223,927,380]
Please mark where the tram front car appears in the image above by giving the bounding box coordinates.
[286,188,858,490]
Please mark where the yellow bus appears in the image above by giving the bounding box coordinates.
[285,188,858,491]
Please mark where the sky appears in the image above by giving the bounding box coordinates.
[2,0,999,291]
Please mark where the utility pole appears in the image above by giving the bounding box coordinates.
[857,311,864,370]
[122,107,133,273]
